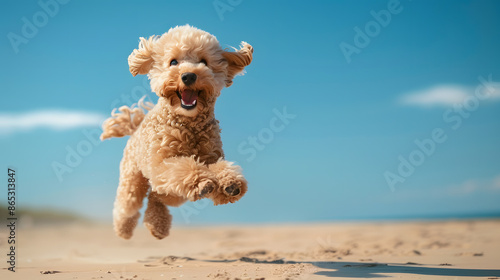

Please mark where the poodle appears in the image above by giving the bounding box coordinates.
[100,25,253,240]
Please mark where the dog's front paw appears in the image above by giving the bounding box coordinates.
[211,171,247,206]
[152,176,216,202]
[151,156,218,201]
[208,160,248,205]
[184,178,216,201]
[223,183,241,197]
[193,178,216,200]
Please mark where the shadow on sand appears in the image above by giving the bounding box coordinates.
[194,257,500,278]
[311,261,500,278]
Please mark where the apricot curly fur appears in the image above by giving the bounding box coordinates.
[100,96,154,140]
[101,25,253,240]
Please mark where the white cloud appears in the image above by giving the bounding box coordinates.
[446,180,481,196]
[385,175,500,202]
[0,110,106,135]
[482,82,500,99]
[399,85,470,107]
[446,176,500,196]
[399,83,500,107]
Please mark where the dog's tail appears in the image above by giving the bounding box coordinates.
[100,96,154,140]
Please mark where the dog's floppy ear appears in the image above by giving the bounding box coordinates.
[222,42,253,87]
[128,36,156,77]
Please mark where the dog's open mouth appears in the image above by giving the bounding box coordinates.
[176,89,198,110]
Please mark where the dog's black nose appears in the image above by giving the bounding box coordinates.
[181,72,197,86]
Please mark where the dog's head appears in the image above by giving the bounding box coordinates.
[128,25,253,117]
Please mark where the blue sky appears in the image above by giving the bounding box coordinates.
[1,0,500,225]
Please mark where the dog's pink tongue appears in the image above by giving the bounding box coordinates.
[181,89,198,104]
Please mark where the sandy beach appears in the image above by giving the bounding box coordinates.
[1,219,500,279]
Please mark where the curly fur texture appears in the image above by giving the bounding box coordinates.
[101,25,253,240]
[101,96,154,140]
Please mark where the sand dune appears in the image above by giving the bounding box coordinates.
[1,219,500,279]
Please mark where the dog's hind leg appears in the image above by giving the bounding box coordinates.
[113,156,150,239]
[143,192,173,239]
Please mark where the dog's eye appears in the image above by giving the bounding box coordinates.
[200,59,207,66]
[170,59,178,66]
